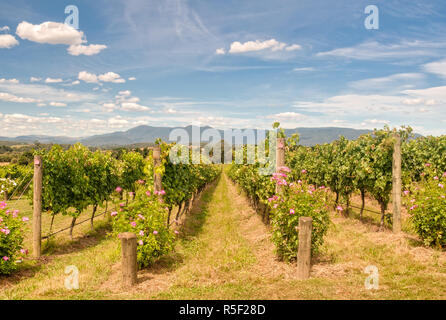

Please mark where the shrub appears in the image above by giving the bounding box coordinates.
[404,171,446,248]
[111,185,175,267]
[269,168,330,262]
[0,201,28,275]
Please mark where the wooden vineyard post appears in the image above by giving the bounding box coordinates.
[33,155,43,259]
[392,132,402,233]
[120,232,137,286]
[153,145,162,193]
[297,217,312,280]
[275,137,285,194]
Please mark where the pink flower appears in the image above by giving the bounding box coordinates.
[119,203,125,207]
[129,192,135,197]
[289,209,295,215]
[137,180,145,185]
[301,169,307,174]
[439,184,444,189]
[145,191,151,197]
[1,228,10,235]
[20,249,28,255]
[441,195,445,199]
[0,201,6,209]
[273,204,278,209]
[139,230,144,236]
[336,206,343,212]
[425,163,431,167]
[22,217,29,222]
[403,190,410,196]
[115,186,122,193]
[158,190,166,195]
[138,240,144,246]
[110,211,118,217]
[153,230,158,235]
[443,172,446,177]
[130,221,137,227]
[2,256,9,261]
[278,166,291,173]
[434,176,439,180]
[174,230,179,235]
[137,214,145,220]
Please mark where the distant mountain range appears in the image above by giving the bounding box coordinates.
[0,125,397,147]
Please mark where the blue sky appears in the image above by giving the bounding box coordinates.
[0,0,445,137]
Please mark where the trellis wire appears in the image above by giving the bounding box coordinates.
[41,209,110,240]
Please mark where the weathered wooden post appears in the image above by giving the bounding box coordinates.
[33,155,43,259]
[120,232,137,286]
[153,145,162,192]
[275,137,286,194]
[392,132,402,233]
[297,217,312,280]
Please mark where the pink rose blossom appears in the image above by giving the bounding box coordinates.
[2,256,9,261]
[115,186,122,193]
[139,230,144,236]
[145,191,151,197]
[153,230,158,235]
[289,209,295,215]
[22,217,29,222]
[138,240,144,246]
[130,221,137,227]
[110,211,118,217]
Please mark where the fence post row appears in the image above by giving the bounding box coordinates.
[392,132,402,233]
[153,145,162,193]
[297,216,313,280]
[120,232,137,286]
[33,155,43,259]
[276,137,286,194]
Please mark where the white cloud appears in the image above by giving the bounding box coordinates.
[285,44,302,51]
[349,73,424,91]
[118,90,131,96]
[128,77,136,81]
[67,44,107,56]
[78,71,98,83]
[98,72,125,83]
[0,78,19,84]
[121,102,149,111]
[37,103,46,107]
[0,26,10,32]
[215,48,225,55]
[229,39,286,53]
[30,77,41,82]
[49,102,67,107]
[292,67,314,72]
[401,98,423,105]
[0,34,19,48]
[317,40,446,61]
[423,59,446,78]
[16,21,84,45]
[45,78,63,83]
[266,112,306,121]
[0,92,39,103]
[71,80,80,85]
[15,21,106,56]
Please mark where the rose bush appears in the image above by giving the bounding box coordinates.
[404,171,446,248]
[0,201,28,275]
[111,185,175,267]
[268,168,330,261]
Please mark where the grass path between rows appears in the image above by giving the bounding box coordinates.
[1,169,445,299]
